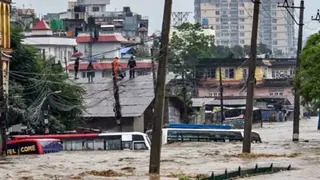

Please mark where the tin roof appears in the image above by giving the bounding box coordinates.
[79,73,175,118]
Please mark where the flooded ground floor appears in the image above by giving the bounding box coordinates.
[1,118,320,180]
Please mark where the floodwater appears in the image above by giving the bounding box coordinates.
[1,118,320,180]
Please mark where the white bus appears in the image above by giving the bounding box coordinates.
[13,132,151,151]
[146,128,262,145]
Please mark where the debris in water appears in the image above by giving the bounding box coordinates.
[121,166,136,173]
[86,169,124,177]
[224,153,301,159]
[118,157,134,161]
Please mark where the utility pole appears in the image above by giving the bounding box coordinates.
[219,65,224,124]
[242,0,260,153]
[0,43,6,156]
[149,0,172,174]
[42,99,49,134]
[278,0,304,142]
[151,47,157,95]
[112,63,122,132]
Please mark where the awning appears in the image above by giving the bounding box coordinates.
[120,47,133,54]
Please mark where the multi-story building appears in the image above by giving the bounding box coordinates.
[47,0,149,40]
[194,0,296,56]
[195,58,295,104]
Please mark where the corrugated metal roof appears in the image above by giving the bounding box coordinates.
[79,72,175,118]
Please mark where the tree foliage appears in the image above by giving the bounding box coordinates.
[9,26,85,133]
[299,32,320,110]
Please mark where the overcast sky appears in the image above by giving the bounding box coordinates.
[13,0,320,39]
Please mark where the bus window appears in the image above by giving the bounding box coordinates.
[132,135,144,141]
[132,141,147,150]
[106,136,121,150]
[122,141,132,150]
[71,140,83,150]
[85,139,94,150]
[40,140,63,153]
[63,140,72,151]
[94,139,104,150]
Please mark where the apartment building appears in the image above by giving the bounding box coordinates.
[194,0,296,56]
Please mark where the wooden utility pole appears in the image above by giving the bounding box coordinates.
[219,64,224,124]
[112,63,122,132]
[149,0,172,174]
[278,0,304,142]
[151,47,157,95]
[242,0,260,153]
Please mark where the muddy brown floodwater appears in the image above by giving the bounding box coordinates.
[1,118,320,180]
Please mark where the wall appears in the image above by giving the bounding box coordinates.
[202,66,265,82]
[133,115,144,132]
[77,42,120,59]
[168,101,181,124]
[85,117,134,132]
[39,45,74,67]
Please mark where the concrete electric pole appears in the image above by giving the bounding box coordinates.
[278,0,304,142]
[242,0,260,153]
[149,0,172,174]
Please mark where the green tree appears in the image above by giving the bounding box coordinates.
[299,32,320,111]
[168,22,214,123]
[258,42,272,55]
[230,45,245,58]
[9,26,85,133]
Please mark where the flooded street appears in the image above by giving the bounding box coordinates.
[1,118,320,180]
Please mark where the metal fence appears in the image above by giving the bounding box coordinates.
[200,163,292,180]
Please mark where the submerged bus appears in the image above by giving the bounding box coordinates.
[13,132,151,151]
[147,128,262,145]
[7,139,63,155]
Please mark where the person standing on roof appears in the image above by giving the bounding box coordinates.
[112,57,124,79]
[87,62,94,83]
[74,57,80,79]
[127,56,136,78]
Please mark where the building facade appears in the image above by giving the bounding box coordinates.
[194,0,296,56]
[196,58,295,104]
[23,20,77,68]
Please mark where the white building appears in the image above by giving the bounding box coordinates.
[76,32,127,59]
[23,20,77,68]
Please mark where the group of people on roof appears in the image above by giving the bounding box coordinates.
[73,56,137,82]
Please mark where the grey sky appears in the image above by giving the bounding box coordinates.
[13,0,320,38]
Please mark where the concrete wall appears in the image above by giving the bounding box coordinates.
[133,115,144,132]
[77,42,121,59]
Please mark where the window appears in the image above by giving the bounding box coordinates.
[92,7,100,12]
[240,32,245,37]
[272,26,277,30]
[240,40,245,44]
[272,11,276,16]
[216,11,220,15]
[216,4,220,8]
[224,68,235,79]
[273,40,278,45]
[240,25,244,29]
[207,68,216,78]
[216,25,220,30]
[239,10,244,15]
[272,19,277,23]
[239,18,245,22]
[216,18,220,22]
[273,33,277,38]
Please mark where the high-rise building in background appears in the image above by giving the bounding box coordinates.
[194,0,296,57]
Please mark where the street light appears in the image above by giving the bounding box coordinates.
[43,91,62,134]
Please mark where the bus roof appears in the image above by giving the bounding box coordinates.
[161,128,260,134]
[8,138,60,144]
[98,132,147,136]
